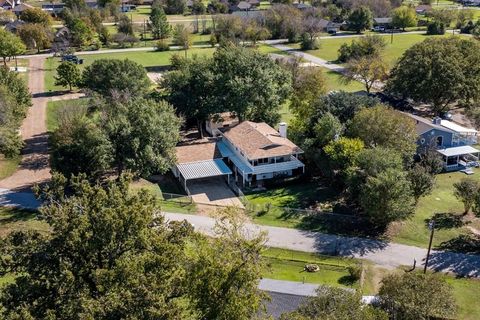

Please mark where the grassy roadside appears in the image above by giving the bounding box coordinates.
[46,99,90,132]
[0,156,20,181]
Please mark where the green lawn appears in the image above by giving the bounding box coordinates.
[262,247,359,287]
[245,181,340,229]
[0,207,49,239]
[447,276,480,320]
[0,156,20,181]
[46,98,90,132]
[392,171,480,248]
[291,33,469,68]
[44,47,216,92]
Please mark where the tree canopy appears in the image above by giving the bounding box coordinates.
[347,6,373,33]
[280,286,388,320]
[0,174,267,319]
[81,59,151,97]
[386,37,480,114]
[0,29,26,66]
[378,273,457,320]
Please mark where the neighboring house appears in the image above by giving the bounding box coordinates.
[373,17,392,28]
[0,0,14,10]
[415,4,432,14]
[318,18,343,34]
[407,114,480,171]
[293,2,311,10]
[4,19,25,33]
[85,0,98,9]
[42,2,66,14]
[11,2,32,16]
[231,1,251,11]
[462,0,480,6]
[248,0,260,7]
[52,26,71,54]
[172,121,305,192]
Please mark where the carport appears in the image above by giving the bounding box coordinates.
[175,159,232,194]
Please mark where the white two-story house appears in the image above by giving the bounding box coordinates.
[172,121,304,193]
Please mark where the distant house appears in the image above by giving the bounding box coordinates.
[293,2,311,10]
[463,0,480,6]
[173,121,305,192]
[415,4,432,14]
[407,114,480,171]
[84,0,98,9]
[11,2,32,16]
[373,17,392,27]
[52,26,71,54]
[4,19,25,33]
[231,1,252,11]
[41,2,66,14]
[248,0,260,7]
[0,0,14,10]
[318,18,343,34]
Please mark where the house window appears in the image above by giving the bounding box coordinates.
[420,138,426,145]
[436,136,443,147]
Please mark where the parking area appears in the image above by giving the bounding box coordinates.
[188,177,244,208]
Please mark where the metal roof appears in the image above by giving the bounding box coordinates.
[437,145,480,157]
[176,159,232,180]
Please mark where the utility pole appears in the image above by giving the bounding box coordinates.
[423,219,435,274]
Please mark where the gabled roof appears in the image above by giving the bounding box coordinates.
[223,121,303,160]
[374,17,392,24]
[175,140,222,164]
[12,3,33,12]
[405,113,477,136]
[236,1,251,10]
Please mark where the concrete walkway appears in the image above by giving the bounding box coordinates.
[163,212,480,278]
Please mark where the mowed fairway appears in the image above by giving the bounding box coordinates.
[44,47,216,92]
[294,33,470,68]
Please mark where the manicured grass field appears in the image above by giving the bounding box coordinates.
[0,156,20,181]
[44,47,216,91]
[46,98,89,132]
[262,247,359,287]
[392,171,480,248]
[291,33,469,68]
[447,276,480,320]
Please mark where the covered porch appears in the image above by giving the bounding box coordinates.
[437,146,480,171]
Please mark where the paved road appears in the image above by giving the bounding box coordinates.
[0,58,50,191]
[163,212,480,278]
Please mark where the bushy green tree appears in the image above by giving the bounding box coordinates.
[391,6,417,31]
[162,56,215,137]
[211,45,291,124]
[20,7,52,26]
[360,168,414,225]
[81,59,150,97]
[347,6,373,34]
[349,105,417,161]
[0,175,268,319]
[338,35,386,63]
[0,29,25,67]
[454,178,480,214]
[165,0,186,14]
[50,112,112,178]
[379,273,457,320]
[387,37,480,114]
[101,98,181,177]
[0,87,24,157]
[280,286,388,320]
[290,66,327,119]
[408,164,435,203]
[323,137,365,172]
[117,14,134,35]
[172,24,192,53]
[149,6,170,39]
[54,61,81,91]
[17,23,52,54]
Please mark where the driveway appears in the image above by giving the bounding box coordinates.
[0,58,50,193]
[188,177,244,208]
[163,212,480,278]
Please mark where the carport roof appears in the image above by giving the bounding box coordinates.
[437,145,480,157]
[176,159,232,180]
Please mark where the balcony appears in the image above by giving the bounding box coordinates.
[252,156,304,175]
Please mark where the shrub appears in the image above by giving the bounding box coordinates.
[427,21,445,35]
[300,33,320,50]
[347,264,362,281]
[156,40,170,51]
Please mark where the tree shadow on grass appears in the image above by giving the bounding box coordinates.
[0,208,38,224]
[436,234,480,255]
[425,212,465,230]
[338,275,357,286]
